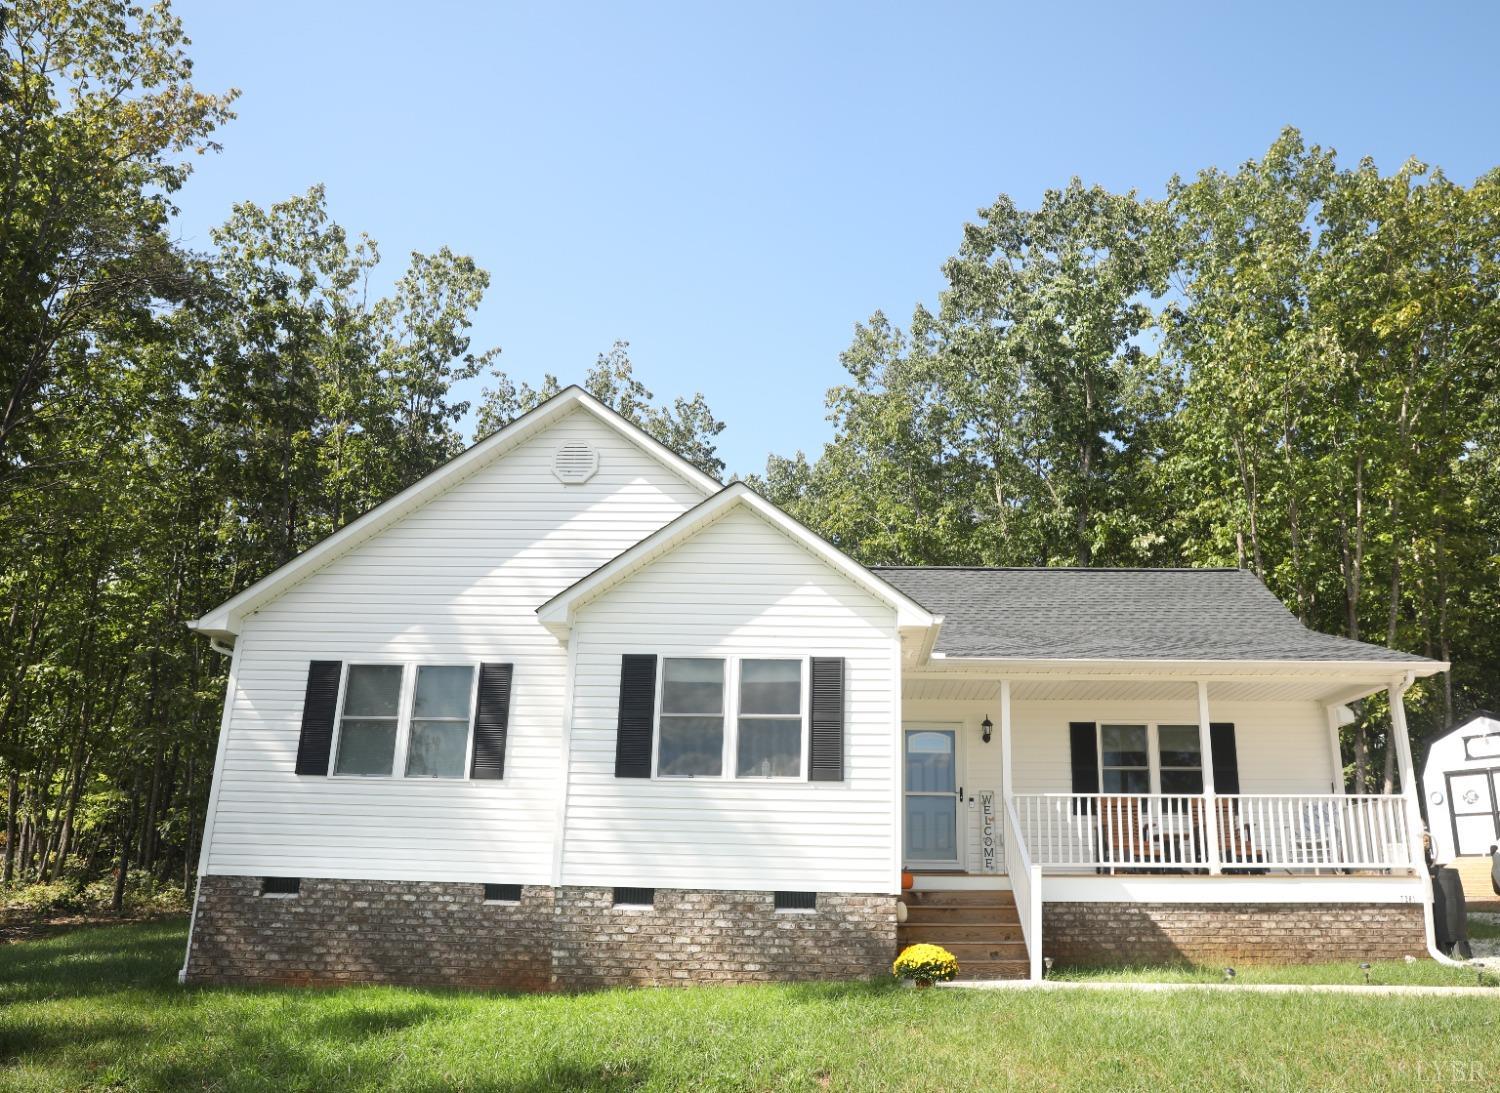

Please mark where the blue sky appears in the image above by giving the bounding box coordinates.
[172,1,1499,478]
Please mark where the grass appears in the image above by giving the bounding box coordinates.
[1466,913,1500,941]
[1049,960,1491,987]
[2,920,1500,1091]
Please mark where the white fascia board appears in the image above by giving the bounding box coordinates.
[920,654,1449,680]
[191,386,720,638]
[536,483,940,640]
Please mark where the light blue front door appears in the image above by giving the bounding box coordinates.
[904,728,959,866]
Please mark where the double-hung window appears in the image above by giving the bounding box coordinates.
[655,657,805,779]
[1099,724,1150,793]
[333,663,477,778]
[736,659,802,777]
[1156,725,1204,794]
[657,658,725,776]
[1098,722,1204,794]
[406,666,476,778]
[335,665,405,776]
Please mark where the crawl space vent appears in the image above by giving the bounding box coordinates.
[553,442,599,484]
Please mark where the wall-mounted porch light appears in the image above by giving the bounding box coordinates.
[981,715,993,744]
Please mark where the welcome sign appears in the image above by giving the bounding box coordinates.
[978,790,999,873]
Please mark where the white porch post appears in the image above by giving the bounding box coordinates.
[999,679,1013,802]
[1324,705,1347,795]
[1388,676,1426,874]
[1196,680,1222,875]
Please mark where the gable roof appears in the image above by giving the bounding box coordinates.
[190,386,721,641]
[536,483,940,640]
[871,566,1444,669]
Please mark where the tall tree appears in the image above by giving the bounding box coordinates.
[0,0,235,475]
[762,181,1174,567]
[478,341,727,479]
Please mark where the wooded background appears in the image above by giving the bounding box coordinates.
[2,1,1496,906]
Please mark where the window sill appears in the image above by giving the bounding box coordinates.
[259,893,299,900]
[773,908,817,915]
[482,899,521,907]
[649,775,807,783]
[325,774,486,782]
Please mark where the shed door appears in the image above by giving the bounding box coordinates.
[1446,768,1500,856]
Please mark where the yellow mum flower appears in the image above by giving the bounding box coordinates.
[892,943,959,983]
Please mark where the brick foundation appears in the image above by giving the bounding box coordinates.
[185,876,556,989]
[184,876,895,990]
[551,887,895,988]
[1043,901,1428,966]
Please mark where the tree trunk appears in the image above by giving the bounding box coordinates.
[181,752,196,896]
[111,771,141,915]
[2,768,16,884]
[1231,436,1265,578]
[50,750,89,880]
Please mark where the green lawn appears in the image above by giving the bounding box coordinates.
[2,920,1499,1091]
[1467,914,1500,941]
[1050,960,1491,987]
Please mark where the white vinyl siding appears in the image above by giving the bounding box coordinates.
[900,698,1341,873]
[201,409,707,882]
[563,505,900,893]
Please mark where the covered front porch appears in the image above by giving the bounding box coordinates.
[896,666,1432,977]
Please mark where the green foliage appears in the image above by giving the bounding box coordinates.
[0,0,237,472]
[0,870,187,919]
[478,340,726,479]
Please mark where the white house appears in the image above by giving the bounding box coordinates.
[181,387,1449,988]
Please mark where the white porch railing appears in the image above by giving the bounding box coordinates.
[1002,795,1043,981]
[1012,793,1415,872]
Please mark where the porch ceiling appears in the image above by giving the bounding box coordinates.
[902,675,1380,704]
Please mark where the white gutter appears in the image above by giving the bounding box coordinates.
[919,654,1449,678]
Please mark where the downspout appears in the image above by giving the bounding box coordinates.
[1390,670,1464,968]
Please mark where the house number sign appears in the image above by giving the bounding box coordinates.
[978,790,999,873]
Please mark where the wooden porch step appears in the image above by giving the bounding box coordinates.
[903,905,1020,925]
[899,923,1025,943]
[902,889,1017,908]
[910,939,1027,961]
[956,959,1031,981]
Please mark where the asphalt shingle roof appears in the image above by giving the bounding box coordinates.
[870,566,1434,664]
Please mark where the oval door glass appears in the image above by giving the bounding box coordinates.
[905,730,957,865]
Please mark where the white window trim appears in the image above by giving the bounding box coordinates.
[328,659,483,780]
[1096,721,1205,796]
[650,655,810,781]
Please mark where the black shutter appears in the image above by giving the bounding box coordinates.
[471,663,514,780]
[294,660,342,775]
[615,654,657,778]
[1069,722,1099,794]
[808,657,845,781]
[1210,722,1240,794]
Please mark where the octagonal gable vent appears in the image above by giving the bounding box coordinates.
[553,441,599,484]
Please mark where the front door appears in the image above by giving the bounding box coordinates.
[904,727,960,868]
[1447,768,1500,856]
